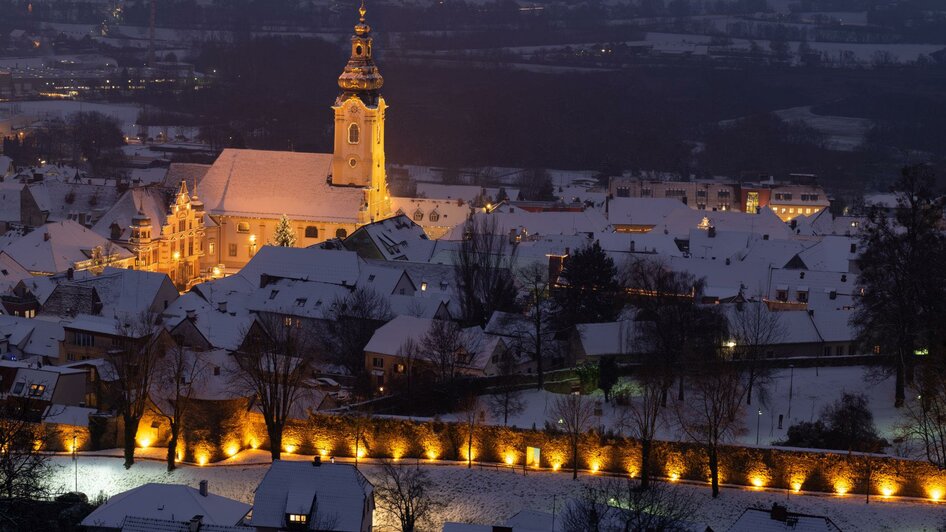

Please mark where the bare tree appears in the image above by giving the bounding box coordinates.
[375,460,445,532]
[421,320,480,386]
[730,298,785,405]
[347,407,373,469]
[674,360,748,497]
[607,477,701,531]
[231,313,317,461]
[0,399,53,501]
[899,365,946,469]
[461,394,485,468]
[150,340,211,471]
[515,263,558,389]
[616,365,665,490]
[392,338,422,400]
[549,393,595,480]
[104,311,167,469]
[322,287,392,384]
[486,347,525,426]
[625,258,714,405]
[454,216,518,327]
[560,484,611,532]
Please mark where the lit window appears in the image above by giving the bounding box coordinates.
[208,239,215,255]
[237,222,250,233]
[288,514,308,523]
[348,123,360,144]
[420,282,428,291]
[29,384,46,397]
[395,363,406,374]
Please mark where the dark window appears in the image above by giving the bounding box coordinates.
[304,226,318,238]
[75,332,94,347]
[12,382,24,395]
[413,210,424,221]
[336,228,348,239]
[348,123,360,144]
[616,187,630,198]
[372,357,383,368]
[228,243,237,257]
[429,211,440,222]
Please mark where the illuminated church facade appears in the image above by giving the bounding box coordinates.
[185,4,394,273]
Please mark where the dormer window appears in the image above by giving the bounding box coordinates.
[428,211,440,223]
[348,123,360,144]
[288,513,308,525]
[29,384,46,397]
[413,210,424,222]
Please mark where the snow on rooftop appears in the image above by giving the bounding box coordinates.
[198,149,363,222]
[250,461,371,531]
[80,483,250,529]
[236,246,361,287]
[2,220,133,274]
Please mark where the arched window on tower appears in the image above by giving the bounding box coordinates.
[348,123,360,144]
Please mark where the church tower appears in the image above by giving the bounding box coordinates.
[332,1,391,223]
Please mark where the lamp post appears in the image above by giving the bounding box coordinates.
[756,409,762,445]
[72,433,78,493]
[787,364,795,421]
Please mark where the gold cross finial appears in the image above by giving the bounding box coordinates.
[359,0,366,23]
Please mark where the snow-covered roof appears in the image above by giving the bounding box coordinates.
[0,181,23,223]
[164,291,255,352]
[576,321,636,356]
[793,235,857,272]
[245,278,350,321]
[237,246,361,287]
[121,516,252,532]
[364,315,434,356]
[250,461,371,531]
[391,196,471,232]
[2,220,133,274]
[80,483,250,529]
[198,149,363,222]
[343,214,434,262]
[728,507,840,531]
[67,267,178,317]
[0,314,65,358]
[606,197,690,227]
[26,179,121,225]
[0,252,33,293]
[91,186,170,241]
[447,208,608,239]
[162,162,211,190]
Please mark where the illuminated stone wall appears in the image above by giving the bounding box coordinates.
[44,408,946,501]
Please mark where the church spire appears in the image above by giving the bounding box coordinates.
[337,1,383,106]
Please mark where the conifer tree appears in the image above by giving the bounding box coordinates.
[273,214,296,247]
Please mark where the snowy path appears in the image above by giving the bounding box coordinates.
[48,451,943,531]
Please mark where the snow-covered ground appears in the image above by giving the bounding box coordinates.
[47,452,944,531]
[456,366,903,449]
[773,106,872,151]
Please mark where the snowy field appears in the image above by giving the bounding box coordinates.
[455,366,903,450]
[773,106,872,151]
[47,451,944,531]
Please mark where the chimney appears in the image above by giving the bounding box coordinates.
[707,226,716,238]
[43,231,50,242]
[198,480,208,497]
[218,301,227,313]
[770,503,788,522]
[186,309,196,320]
[313,455,322,467]
[188,515,204,532]
[66,268,74,280]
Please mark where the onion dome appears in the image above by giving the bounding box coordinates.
[336,1,383,105]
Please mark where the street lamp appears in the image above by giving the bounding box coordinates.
[756,409,762,445]
[787,364,794,421]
